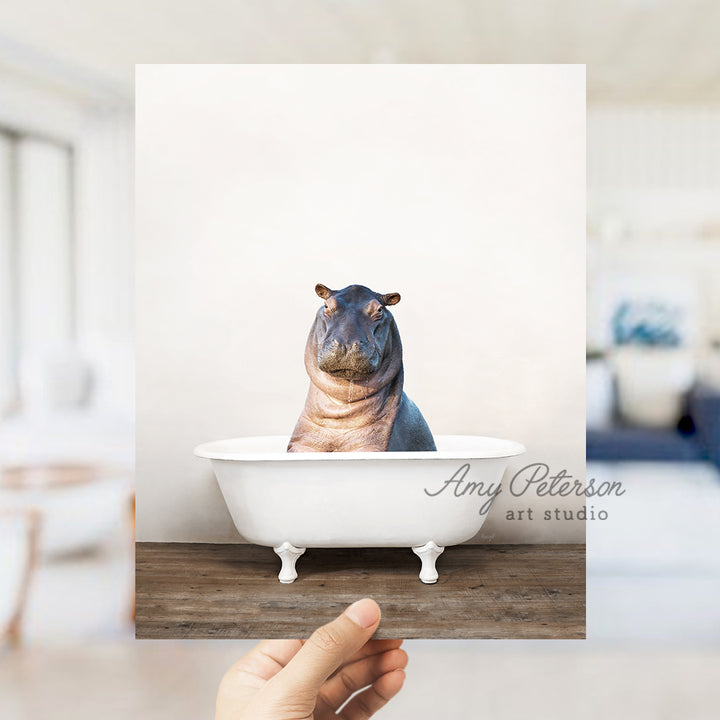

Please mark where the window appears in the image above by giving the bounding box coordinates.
[0,127,75,416]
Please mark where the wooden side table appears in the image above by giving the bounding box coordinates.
[0,509,41,648]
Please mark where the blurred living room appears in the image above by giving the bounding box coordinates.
[1,2,719,719]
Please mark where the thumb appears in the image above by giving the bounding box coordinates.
[269,598,381,700]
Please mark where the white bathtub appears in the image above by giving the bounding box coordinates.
[194,435,525,583]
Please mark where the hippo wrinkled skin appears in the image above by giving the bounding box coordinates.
[287,284,436,452]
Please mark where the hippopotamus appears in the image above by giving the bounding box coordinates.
[287,283,436,452]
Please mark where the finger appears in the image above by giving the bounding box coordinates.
[319,648,408,711]
[298,637,402,655]
[339,669,406,720]
[331,639,404,674]
[252,639,305,670]
[224,639,303,688]
[268,598,381,699]
[216,640,304,720]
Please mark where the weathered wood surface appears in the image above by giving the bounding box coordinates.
[136,543,585,639]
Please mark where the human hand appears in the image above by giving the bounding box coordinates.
[215,598,407,719]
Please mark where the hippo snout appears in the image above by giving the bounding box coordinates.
[318,339,379,378]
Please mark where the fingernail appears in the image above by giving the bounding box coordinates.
[344,598,380,628]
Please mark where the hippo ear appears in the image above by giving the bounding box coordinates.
[379,292,401,306]
[315,284,335,300]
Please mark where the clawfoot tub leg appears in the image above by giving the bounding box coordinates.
[273,542,306,583]
[412,541,445,584]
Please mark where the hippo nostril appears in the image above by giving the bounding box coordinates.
[327,340,365,357]
[323,339,343,355]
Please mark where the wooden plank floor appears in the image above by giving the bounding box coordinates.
[136,543,585,640]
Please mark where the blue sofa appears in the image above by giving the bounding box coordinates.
[587,384,720,467]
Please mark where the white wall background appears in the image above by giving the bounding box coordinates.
[136,64,586,543]
[587,106,720,361]
[74,109,135,419]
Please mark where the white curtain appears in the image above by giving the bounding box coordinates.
[16,138,74,357]
[0,133,15,414]
[0,132,74,417]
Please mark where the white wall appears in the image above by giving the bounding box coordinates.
[74,109,135,420]
[136,64,586,543]
[587,106,720,361]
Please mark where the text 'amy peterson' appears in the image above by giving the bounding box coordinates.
[424,462,625,515]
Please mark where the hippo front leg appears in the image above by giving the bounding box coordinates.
[273,542,306,583]
[412,541,444,584]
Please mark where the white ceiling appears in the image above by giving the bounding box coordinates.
[0,0,719,105]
